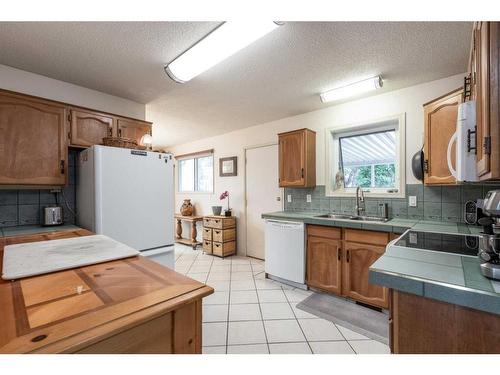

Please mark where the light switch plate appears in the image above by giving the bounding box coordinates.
[306,194,312,203]
[409,196,417,207]
[287,194,292,203]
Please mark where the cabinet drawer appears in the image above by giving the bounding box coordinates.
[212,241,235,257]
[202,240,212,253]
[344,229,389,246]
[212,228,235,242]
[307,225,341,240]
[202,228,212,241]
[203,217,235,229]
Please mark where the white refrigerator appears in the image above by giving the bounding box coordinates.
[77,145,175,268]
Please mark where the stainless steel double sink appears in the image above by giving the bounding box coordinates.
[315,213,389,223]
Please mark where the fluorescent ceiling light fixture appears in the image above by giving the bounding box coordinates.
[165,22,282,83]
[320,76,383,103]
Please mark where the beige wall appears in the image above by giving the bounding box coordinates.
[0,64,145,119]
[164,73,465,255]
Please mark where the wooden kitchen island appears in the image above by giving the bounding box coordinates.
[0,228,213,354]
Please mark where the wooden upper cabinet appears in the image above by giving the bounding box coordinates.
[116,118,152,146]
[0,91,67,186]
[306,225,342,295]
[342,229,389,309]
[423,89,463,185]
[69,109,114,148]
[474,22,491,178]
[469,21,500,181]
[278,128,316,187]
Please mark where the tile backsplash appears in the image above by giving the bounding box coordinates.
[284,184,500,223]
[0,149,78,227]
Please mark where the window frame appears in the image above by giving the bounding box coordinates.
[177,151,214,194]
[325,113,406,198]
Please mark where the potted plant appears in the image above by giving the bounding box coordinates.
[220,191,231,217]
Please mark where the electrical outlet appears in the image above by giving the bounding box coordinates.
[306,194,312,203]
[287,194,292,203]
[409,196,417,207]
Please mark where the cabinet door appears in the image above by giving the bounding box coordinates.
[117,118,152,145]
[423,89,463,185]
[475,22,492,178]
[0,92,67,185]
[279,130,305,186]
[306,235,342,294]
[69,109,114,147]
[343,241,388,308]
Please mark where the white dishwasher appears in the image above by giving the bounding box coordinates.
[265,220,306,288]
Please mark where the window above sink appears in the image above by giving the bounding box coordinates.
[325,114,406,198]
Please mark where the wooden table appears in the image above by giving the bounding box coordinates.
[174,214,203,249]
[0,228,213,353]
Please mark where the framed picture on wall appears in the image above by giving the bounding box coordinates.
[219,156,237,177]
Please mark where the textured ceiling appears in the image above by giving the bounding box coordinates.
[0,22,472,146]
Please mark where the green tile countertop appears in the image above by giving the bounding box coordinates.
[1,224,80,238]
[370,243,500,315]
[262,210,499,315]
[261,211,478,235]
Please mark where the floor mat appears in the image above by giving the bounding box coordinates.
[296,292,389,344]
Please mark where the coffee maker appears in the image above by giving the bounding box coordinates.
[478,190,500,280]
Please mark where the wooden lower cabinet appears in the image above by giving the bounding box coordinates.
[306,229,342,294]
[306,226,389,309]
[390,290,500,354]
[343,241,389,309]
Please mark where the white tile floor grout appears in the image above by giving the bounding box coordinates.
[174,243,390,354]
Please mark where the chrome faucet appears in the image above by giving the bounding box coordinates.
[355,186,366,216]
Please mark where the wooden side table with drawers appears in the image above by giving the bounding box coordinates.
[202,216,236,258]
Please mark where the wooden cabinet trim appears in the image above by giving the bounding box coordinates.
[0,88,151,125]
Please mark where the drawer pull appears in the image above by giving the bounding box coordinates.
[215,230,220,234]
[215,243,220,248]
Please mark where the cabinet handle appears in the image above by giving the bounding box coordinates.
[108,127,113,137]
[338,248,342,261]
[60,160,65,174]
[346,250,350,263]
[423,159,429,173]
[118,128,122,137]
[467,126,477,154]
[301,168,304,178]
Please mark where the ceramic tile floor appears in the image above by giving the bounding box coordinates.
[174,244,390,354]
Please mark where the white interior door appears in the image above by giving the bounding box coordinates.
[246,144,282,260]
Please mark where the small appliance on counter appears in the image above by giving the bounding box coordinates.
[447,100,478,182]
[477,190,500,280]
[43,206,63,226]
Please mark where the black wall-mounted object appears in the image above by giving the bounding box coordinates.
[411,149,424,182]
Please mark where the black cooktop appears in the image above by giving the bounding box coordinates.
[395,231,479,257]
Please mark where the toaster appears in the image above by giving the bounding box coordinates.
[43,206,63,226]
